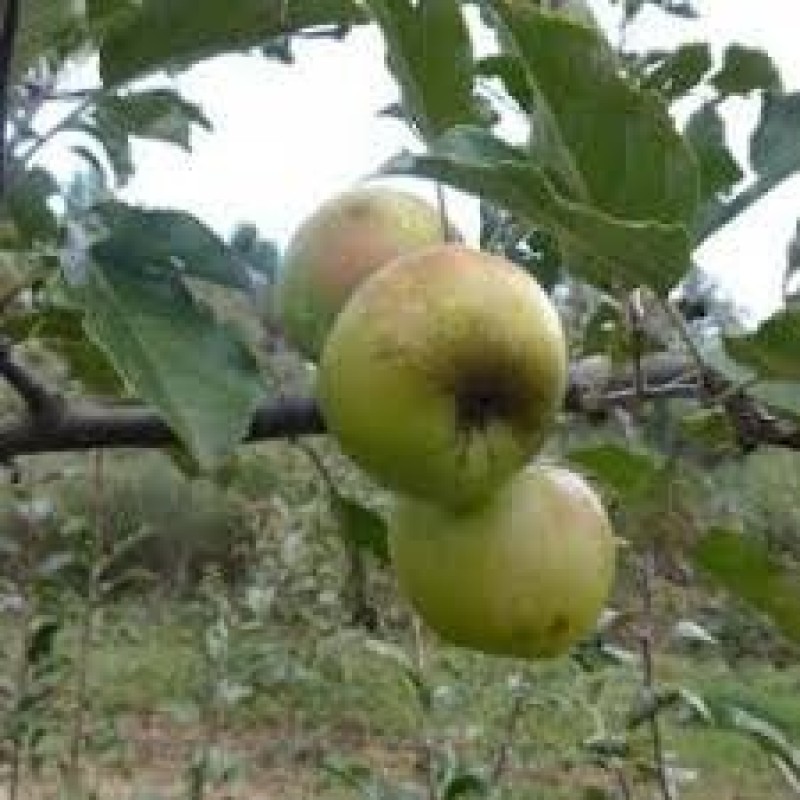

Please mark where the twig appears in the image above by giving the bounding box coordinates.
[637,551,674,800]
[628,289,647,401]
[410,613,438,800]
[490,687,526,785]
[661,298,706,372]
[18,93,94,166]
[0,0,20,195]
[627,291,674,800]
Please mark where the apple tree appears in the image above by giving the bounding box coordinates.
[1,0,800,797]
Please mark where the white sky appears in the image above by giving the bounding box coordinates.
[45,0,800,322]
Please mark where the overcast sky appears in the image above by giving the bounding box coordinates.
[47,1,800,322]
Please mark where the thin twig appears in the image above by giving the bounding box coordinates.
[410,614,438,800]
[18,94,94,166]
[638,551,673,800]
[660,298,706,372]
[490,687,526,785]
[627,291,674,800]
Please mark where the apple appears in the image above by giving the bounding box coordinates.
[389,465,617,659]
[277,186,453,361]
[317,243,567,509]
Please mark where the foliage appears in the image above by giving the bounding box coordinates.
[2,0,800,798]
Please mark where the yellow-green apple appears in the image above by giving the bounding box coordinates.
[389,464,617,659]
[277,186,452,361]
[317,243,567,509]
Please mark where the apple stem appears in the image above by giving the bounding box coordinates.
[434,182,456,244]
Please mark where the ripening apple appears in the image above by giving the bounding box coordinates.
[277,186,453,361]
[317,243,567,509]
[389,465,617,659]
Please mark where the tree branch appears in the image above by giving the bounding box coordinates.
[0,351,796,460]
[0,396,324,460]
[0,339,63,420]
[0,0,20,196]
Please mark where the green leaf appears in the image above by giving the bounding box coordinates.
[697,92,800,241]
[0,305,127,395]
[627,687,681,730]
[678,407,738,455]
[93,202,253,292]
[476,54,534,113]
[694,528,800,643]
[749,382,800,419]
[684,102,743,206]
[751,91,800,186]
[711,44,782,98]
[99,0,365,86]
[582,735,630,759]
[700,339,800,419]
[644,42,712,102]
[3,168,60,246]
[676,686,713,723]
[568,442,663,499]
[441,770,489,799]
[363,638,430,708]
[490,2,699,225]
[331,492,390,566]
[26,616,60,664]
[672,619,718,646]
[12,1,84,80]
[365,0,484,139]
[724,309,800,381]
[70,119,134,187]
[95,89,212,150]
[725,707,800,772]
[94,526,154,582]
[384,127,691,295]
[73,257,266,468]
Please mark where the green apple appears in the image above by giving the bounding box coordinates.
[389,465,617,659]
[277,186,452,361]
[318,243,567,509]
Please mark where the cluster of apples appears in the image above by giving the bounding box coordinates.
[277,186,617,659]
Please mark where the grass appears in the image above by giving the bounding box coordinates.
[24,601,792,799]
[4,442,800,798]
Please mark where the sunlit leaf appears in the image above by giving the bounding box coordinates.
[694,528,800,643]
[92,202,254,292]
[724,309,800,381]
[489,2,699,225]
[644,42,712,102]
[384,127,691,295]
[365,0,484,139]
[568,442,663,499]
[672,619,718,646]
[697,92,800,241]
[99,0,365,85]
[73,257,266,468]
